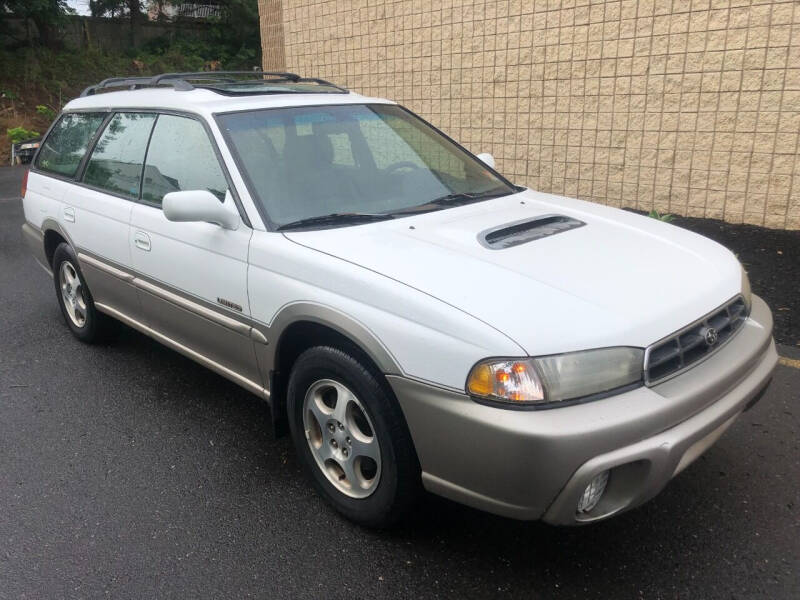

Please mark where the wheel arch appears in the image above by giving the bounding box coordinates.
[41,218,77,267]
[266,303,403,436]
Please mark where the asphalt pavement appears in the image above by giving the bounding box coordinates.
[1,165,798,599]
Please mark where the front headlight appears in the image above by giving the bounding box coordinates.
[466,347,644,407]
[741,265,752,311]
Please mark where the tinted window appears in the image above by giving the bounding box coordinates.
[218,104,513,228]
[83,113,156,200]
[141,115,228,206]
[36,113,106,177]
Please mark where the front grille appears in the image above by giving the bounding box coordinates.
[644,296,749,385]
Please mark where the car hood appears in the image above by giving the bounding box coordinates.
[284,189,742,355]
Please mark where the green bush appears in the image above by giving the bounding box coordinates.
[648,210,675,223]
[0,37,260,112]
[7,127,41,144]
[36,104,57,120]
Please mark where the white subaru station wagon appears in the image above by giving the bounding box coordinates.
[21,72,777,527]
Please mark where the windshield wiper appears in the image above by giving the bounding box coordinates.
[276,212,395,231]
[388,189,512,216]
[429,190,510,206]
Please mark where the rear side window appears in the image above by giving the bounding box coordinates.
[36,113,106,177]
[82,112,156,200]
[141,114,228,206]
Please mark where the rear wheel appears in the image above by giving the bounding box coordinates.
[52,243,117,343]
[287,346,421,527]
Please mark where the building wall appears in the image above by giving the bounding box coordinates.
[268,1,800,229]
[259,0,287,70]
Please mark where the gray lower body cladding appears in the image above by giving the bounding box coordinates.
[389,295,777,523]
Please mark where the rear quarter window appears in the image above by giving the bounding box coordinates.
[35,113,107,178]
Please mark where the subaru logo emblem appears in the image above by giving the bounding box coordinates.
[703,327,719,346]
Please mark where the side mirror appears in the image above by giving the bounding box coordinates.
[476,152,496,169]
[162,190,239,230]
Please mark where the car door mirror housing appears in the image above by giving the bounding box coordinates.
[162,190,239,230]
[476,152,495,169]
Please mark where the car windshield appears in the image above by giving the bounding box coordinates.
[216,104,516,229]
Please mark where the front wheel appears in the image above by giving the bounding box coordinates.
[287,346,421,527]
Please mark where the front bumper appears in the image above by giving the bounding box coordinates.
[388,294,777,523]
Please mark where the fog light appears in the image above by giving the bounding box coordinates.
[577,470,610,514]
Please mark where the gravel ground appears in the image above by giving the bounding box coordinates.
[1,166,799,599]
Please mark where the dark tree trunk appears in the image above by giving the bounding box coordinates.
[127,0,140,47]
[31,14,61,49]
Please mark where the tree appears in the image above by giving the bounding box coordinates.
[156,0,261,67]
[175,0,261,66]
[218,0,260,53]
[89,0,144,18]
[89,0,144,45]
[0,0,73,48]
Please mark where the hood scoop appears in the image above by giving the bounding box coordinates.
[479,215,586,249]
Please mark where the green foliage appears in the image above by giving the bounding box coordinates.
[138,34,257,72]
[151,0,260,69]
[215,0,261,57]
[2,46,134,103]
[0,0,72,21]
[0,31,261,112]
[2,0,261,61]
[0,0,73,47]
[89,0,143,18]
[648,210,675,222]
[7,126,40,143]
[36,104,57,120]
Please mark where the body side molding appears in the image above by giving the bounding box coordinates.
[78,252,135,282]
[133,276,251,337]
[76,248,269,342]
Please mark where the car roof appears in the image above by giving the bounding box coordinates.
[63,87,395,118]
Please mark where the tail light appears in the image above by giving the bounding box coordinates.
[21,169,29,199]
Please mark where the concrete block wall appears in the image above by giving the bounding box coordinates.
[263,0,800,229]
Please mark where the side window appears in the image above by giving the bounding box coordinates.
[35,112,106,177]
[82,112,156,200]
[141,115,228,206]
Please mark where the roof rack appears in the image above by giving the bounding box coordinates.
[79,71,348,97]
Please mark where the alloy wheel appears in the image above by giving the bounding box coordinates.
[59,261,87,328]
[302,378,382,498]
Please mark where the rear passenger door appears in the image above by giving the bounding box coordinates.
[32,112,107,219]
[129,113,260,389]
[66,112,156,319]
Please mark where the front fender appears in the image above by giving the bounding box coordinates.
[247,233,526,391]
[263,301,404,376]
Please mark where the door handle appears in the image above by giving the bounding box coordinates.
[133,231,151,252]
[63,206,75,223]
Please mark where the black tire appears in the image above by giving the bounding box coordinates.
[287,345,421,527]
[52,243,117,343]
